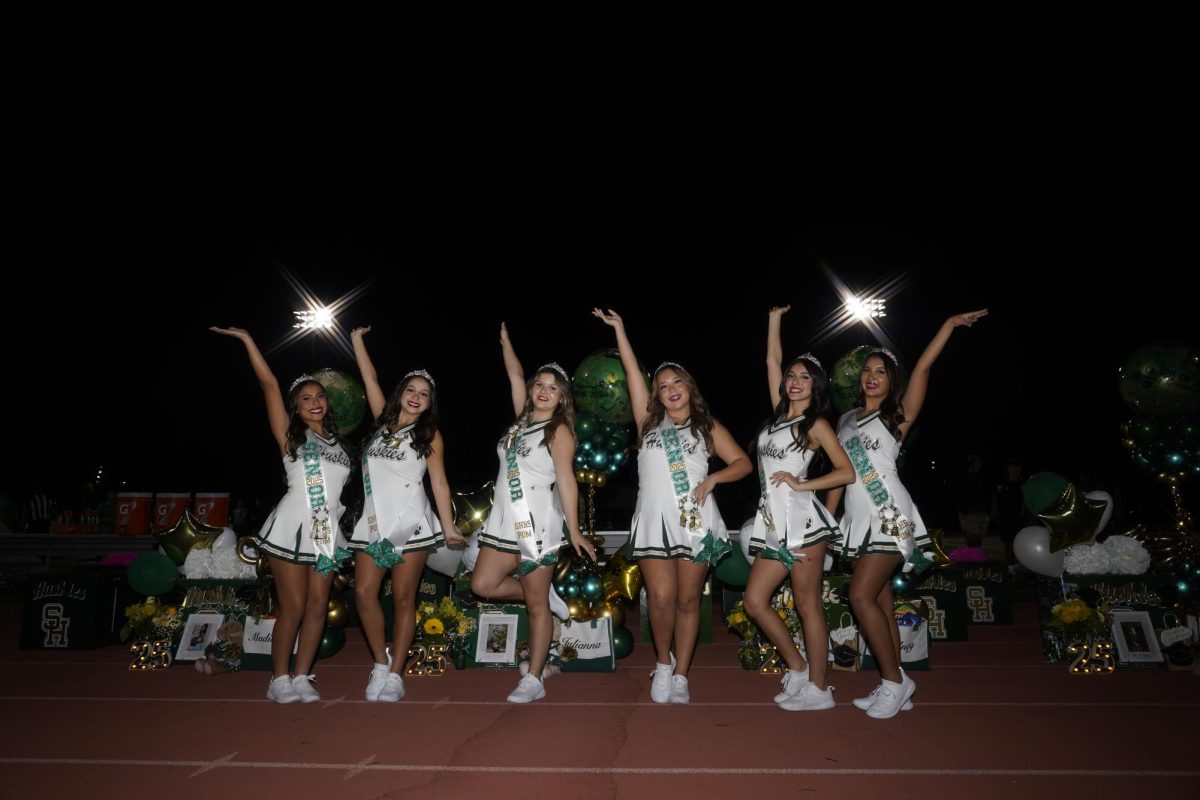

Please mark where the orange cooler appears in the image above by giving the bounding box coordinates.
[154,492,191,531]
[115,492,152,535]
[193,492,230,527]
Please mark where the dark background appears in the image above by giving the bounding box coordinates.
[8,7,1195,531]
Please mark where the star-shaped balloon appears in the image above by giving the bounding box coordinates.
[1038,484,1107,553]
[928,528,954,568]
[154,509,222,565]
[452,481,495,537]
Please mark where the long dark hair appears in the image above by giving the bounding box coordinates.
[857,351,905,440]
[638,364,715,451]
[375,374,438,458]
[763,355,830,451]
[509,369,575,448]
[285,379,344,460]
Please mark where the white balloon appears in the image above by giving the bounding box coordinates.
[1083,490,1113,536]
[1013,525,1065,577]
[737,516,756,566]
[426,541,465,577]
[461,530,482,572]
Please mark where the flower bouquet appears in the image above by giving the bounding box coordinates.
[120,597,180,642]
[725,585,802,670]
[415,596,477,667]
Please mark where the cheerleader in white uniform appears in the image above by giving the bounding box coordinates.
[593,309,751,705]
[470,323,595,704]
[744,306,854,712]
[824,309,988,719]
[344,326,461,703]
[211,326,353,705]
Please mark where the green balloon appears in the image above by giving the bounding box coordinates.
[612,625,634,659]
[1118,345,1200,417]
[575,411,601,439]
[830,346,874,415]
[312,368,366,433]
[609,425,632,449]
[590,450,610,468]
[714,545,750,588]
[573,349,650,425]
[1022,471,1068,514]
[127,552,178,596]
[317,626,346,659]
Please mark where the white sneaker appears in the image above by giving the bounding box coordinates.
[779,682,835,711]
[266,675,301,704]
[668,674,690,705]
[852,684,914,711]
[291,674,320,704]
[548,584,570,621]
[649,653,676,704]
[506,674,546,704]
[378,672,405,702]
[773,667,810,704]
[866,673,916,719]
[365,654,393,702]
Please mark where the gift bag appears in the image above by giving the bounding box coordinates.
[556,618,616,673]
[241,615,298,671]
[861,616,931,671]
[828,612,861,671]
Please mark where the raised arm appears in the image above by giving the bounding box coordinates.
[549,431,596,561]
[899,309,988,431]
[210,327,289,454]
[351,326,388,422]
[499,322,526,417]
[592,308,649,431]
[766,305,790,409]
[426,431,465,547]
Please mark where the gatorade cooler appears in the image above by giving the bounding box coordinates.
[153,492,191,531]
[115,492,152,535]
[193,492,230,527]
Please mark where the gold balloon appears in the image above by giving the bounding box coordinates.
[604,550,643,602]
[596,601,626,628]
[452,481,496,536]
[236,537,272,578]
[235,537,258,565]
[1038,484,1106,553]
[553,557,575,583]
[566,598,588,620]
[574,469,609,488]
[928,528,954,568]
[331,572,350,592]
[326,597,349,629]
[1124,524,1199,572]
[603,577,625,604]
[154,509,221,565]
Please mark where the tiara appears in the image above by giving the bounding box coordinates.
[536,362,570,381]
[792,353,823,370]
[289,374,320,393]
[873,348,899,365]
[403,369,436,387]
[654,361,686,375]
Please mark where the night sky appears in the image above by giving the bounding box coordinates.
[9,8,1194,530]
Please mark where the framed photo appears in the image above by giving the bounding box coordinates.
[1111,610,1163,665]
[175,612,225,662]
[474,613,518,664]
